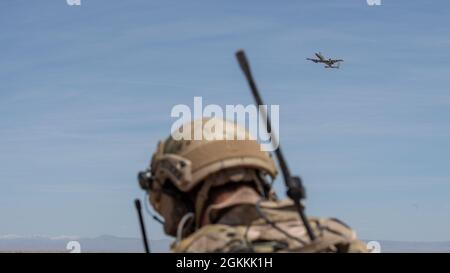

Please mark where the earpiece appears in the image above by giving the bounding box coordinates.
[138,170,154,190]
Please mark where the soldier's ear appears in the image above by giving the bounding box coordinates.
[159,191,194,237]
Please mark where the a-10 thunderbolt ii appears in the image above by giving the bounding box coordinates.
[307,52,344,69]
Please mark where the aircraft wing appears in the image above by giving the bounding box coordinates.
[307,58,320,63]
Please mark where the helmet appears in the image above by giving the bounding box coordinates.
[140,118,278,235]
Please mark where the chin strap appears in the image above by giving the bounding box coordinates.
[175,212,195,246]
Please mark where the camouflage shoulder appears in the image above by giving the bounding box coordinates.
[307,217,368,253]
[171,224,249,253]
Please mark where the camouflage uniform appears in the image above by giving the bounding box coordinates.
[140,118,367,253]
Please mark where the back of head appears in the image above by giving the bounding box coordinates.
[140,118,278,236]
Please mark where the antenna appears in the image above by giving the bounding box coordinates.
[235,50,316,241]
[134,199,151,253]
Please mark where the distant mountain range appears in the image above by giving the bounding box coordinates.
[1,235,449,253]
[0,235,171,253]
[369,240,450,253]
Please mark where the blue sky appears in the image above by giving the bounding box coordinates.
[1,0,450,243]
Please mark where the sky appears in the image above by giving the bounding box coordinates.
[1,0,450,244]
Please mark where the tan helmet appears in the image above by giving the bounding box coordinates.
[146,118,278,212]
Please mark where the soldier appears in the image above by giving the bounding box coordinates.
[138,118,368,253]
